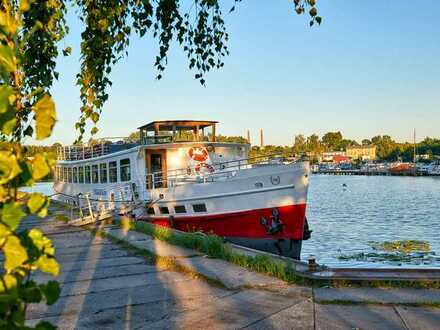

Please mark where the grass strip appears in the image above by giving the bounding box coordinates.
[317,299,440,308]
[117,218,308,285]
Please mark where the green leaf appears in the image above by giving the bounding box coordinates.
[0,107,17,135]
[31,154,50,180]
[35,321,57,330]
[39,281,60,305]
[4,235,28,271]
[62,46,72,56]
[33,94,57,140]
[0,223,10,246]
[27,193,46,214]
[36,255,59,276]
[28,228,54,255]
[0,151,22,184]
[0,85,14,114]
[0,274,18,293]
[19,0,31,12]
[0,44,16,74]
[1,202,25,230]
[21,286,42,303]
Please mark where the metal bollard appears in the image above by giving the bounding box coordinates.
[308,255,317,272]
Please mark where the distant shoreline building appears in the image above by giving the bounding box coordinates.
[321,151,351,163]
[346,145,376,161]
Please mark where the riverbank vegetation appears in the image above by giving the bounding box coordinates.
[117,218,304,284]
[338,240,437,266]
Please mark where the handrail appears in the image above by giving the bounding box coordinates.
[145,153,297,190]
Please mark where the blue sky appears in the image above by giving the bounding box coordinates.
[35,0,440,146]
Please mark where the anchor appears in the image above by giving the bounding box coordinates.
[260,208,284,235]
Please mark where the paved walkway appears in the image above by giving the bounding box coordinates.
[21,210,440,329]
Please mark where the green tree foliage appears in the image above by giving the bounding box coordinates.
[1,1,63,328]
[215,135,247,143]
[321,131,343,151]
[293,134,306,155]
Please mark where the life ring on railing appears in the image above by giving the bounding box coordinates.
[195,163,215,174]
[188,147,209,162]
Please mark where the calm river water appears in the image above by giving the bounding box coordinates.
[303,175,440,268]
[27,175,440,268]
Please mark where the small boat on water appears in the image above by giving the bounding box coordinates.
[53,120,311,259]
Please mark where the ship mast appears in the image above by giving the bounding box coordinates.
[413,128,417,163]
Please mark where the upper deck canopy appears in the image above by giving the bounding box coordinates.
[138,120,218,144]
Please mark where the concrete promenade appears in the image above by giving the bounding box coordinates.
[22,211,440,329]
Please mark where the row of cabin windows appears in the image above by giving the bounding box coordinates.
[56,158,131,183]
[147,203,207,216]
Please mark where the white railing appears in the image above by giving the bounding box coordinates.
[145,154,296,190]
[57,144,111,161]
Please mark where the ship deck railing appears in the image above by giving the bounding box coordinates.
[56,143,112,161]
[145,154,299,190]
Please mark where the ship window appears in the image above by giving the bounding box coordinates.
[159,206,169,215]
[73,167,78,183]
[109,161,117,182]
[174,205,186,214]
[63,167,67,182]
[67,167,72,183]
[100,163,108,183]
[92,164,99,183]
[85,165,91,183]
[78,166,84,183]
[56,167,60,181]
[147,207,155,215]
[120,158,131,182]
[192,204,207,213]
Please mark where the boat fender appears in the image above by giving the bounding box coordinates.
[195,162,215,174]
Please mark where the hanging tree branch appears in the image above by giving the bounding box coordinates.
[74,0,321,141]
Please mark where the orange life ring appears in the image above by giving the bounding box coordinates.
[188,147,209,162]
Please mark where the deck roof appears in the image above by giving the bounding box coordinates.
[138,120,218,131]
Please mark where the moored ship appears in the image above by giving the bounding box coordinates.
[54,120,311,259]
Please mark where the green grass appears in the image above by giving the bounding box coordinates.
[317,299,440,308]
[119,219,306,285]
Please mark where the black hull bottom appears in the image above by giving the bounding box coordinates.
[226,237,303,260]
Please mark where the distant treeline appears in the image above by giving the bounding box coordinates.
[217,132,440,162]
[26,132,440,164]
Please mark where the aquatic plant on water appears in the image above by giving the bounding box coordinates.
[338,240,436,265]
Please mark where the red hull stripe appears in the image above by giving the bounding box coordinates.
[138,204,307,240]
